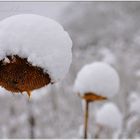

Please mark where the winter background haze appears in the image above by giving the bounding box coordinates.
[0,1,140,138]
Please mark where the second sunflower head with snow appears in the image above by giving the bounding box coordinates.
[74,62,120,101]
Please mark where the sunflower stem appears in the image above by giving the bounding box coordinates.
[84,100,89,139]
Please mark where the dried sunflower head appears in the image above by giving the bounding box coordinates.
[0,55,51,98]
[78,92,107,102]
[0,14,72,98]
[74,62,120,100]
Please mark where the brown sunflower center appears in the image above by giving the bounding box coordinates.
[0,55,51,97]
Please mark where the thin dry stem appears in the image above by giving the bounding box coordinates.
[84,100,89,139]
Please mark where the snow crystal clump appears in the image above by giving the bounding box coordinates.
[95,102,123,129]
[74,62,120,98]
[0,14,72,82]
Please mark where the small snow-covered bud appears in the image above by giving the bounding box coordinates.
[0,14,72,82]
[74,62,120,99]
[95,102,123,129]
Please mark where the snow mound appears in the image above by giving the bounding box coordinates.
[95,102,123,129]
[0,14,72,82]
[74,62,120,98]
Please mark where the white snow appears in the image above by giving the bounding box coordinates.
[128,91,138,104]
[30,84,51,101]
[134,35,140,45]
[128,92,140,115]
[135,70,140,77]
[3,57,10,64]
[78,124,84,138]
[0,87,11,97]
[78,124,91,138]
[99,48,116,65]
[127,115,139,131]
[95,102,123,129]
[74,62,120,98]
[0,14,72,82]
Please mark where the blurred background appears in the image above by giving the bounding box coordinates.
[0,1,140,138]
